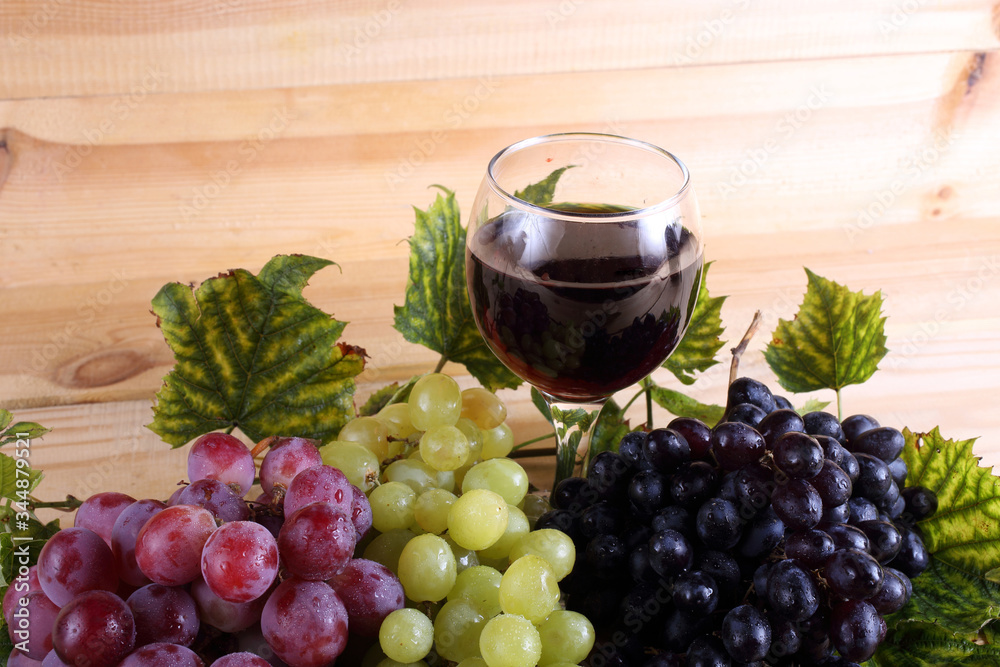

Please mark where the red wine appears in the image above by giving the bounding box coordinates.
[467,206,703,402]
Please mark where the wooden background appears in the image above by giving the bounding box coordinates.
[1,1,999,507]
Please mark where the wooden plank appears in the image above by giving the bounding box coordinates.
[1,0,998,99]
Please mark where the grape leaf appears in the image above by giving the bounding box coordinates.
[514,166,575,206]
[0,420,50,448]
[763,268,887,393]
[871,620,1000,666]
[0,452,42,498]
[795,398,831,415]
[590,399,630,458]
[886,428,1000,635]
[663,261,726,385]
[147,254,366,447]
[647,381,726,426]
[358,376,419,416]
[393,187,521,392]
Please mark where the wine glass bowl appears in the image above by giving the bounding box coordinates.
[465,133,704,481]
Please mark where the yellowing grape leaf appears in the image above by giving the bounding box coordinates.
[147,255,366,447]
[883,428,1000,637]
[764,268,887,394]
[663,261,726,385]
[393,187,521,391]
[871,620,1000,667]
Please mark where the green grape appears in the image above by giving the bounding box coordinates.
[409,373,462,430]
[319,441,380,492]
[519,493,552,528]
[537,610,595,666]
[420,425,471,472]
[479,614,542,667]
[455,418,485,461]
[379,608,434,663]
[509,529,576,581]
[383,458,439,494]
[448,489,509,551]
[477,506,529,561]
[436,468,457,493]
[397,533,457,602]
[338,415,390,461]
[370,481,417,532]
[480,423,514,459]
[363,528,417,574]
[499,554,560,624]
[377,402,419,440]
[461,458,529,506]
[434,598,489,662]
[444,534,480,573]
[457,659,489,667]
[460,387,508,430]
[413,488,457,535]
[449,565,503,618]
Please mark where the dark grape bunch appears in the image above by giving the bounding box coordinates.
[538,377,938,666]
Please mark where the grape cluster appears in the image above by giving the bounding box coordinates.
[540,377,937,666]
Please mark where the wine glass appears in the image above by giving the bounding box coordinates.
[465,133,704,487]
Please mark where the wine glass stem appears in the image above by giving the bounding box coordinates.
[544,395,609,487]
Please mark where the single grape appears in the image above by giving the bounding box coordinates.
[825,522,870,552]
[888,456,908,487]
[328,558,405,638]
[737,505,785,559]
[338,416,391,462]
[628,470,670,515]
[413,488,458,535]
[51,591,135,667]
[770,478,823,530]
[135,505,217,586]
[773,432,824,479]
[479,505,530,560]
[727,377,776,413]
[37,527,118,606]
[869,567,910,614]
[261,579,348,667]
[651,505,693,538]
[7,590,59,660]
[617,430,651,470]
[830,599,885,662]
[461,458,529,507]
[461,387,508,430]
[842,414,880,444]
[857,520,903,563]
[202,521,279,602]
[508,528,576,581]
[409,373,463,430]
[434,598,488,663]
[647,529,694,578]
[785,529,836,569]
[536,610,595,666]
[447,489,509,551]
[579,501,624,538]
[810,459,853,508]
[587,451,630,499]
[850,426,905,462]
[766,559,819,621]
[177,479,250,522]
[210,653,272,667]
[449,565,503,617]
[377,402,419,441]
[369,482,417,533]
[642,429,690,474]
[710,421,766,471]
[901,485,938,520]
[757,409,806,449]
[278,502,355,581]
[382,458,440,494]
[824,548,885,600]
[74,491,137,547]
[419,425,471,472]
[479,614,542,667]
[695,497,742,550]
[854,453,893,500]
[722,604,771,663]
[111,499,167,587]
[397,533,457,602]
[668,461,718,507]
[379,608,434,664]
[803,411,846,442]
[500,554,560,623]
[667,417,712,460]
[119,643,204,667]
[890,525,931,577]
[455,417,486,462]
[259,437,323,496]
[190,577,265,633]
[283,464,353,518]
[126,583,199,647]
[848,496,879,524]
[188,432,256,496]
[672,570,719,615]
[480,422,515,459]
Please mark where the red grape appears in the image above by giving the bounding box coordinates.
[277,503,354,581]
[177,479,250,522]
[111,499,167,587]
[190,577,265,633]
[126,583,199,647]
[51,590,135,667]
[259,437,322,496]
[74,492,137,547]
[283,465,352,517]
[37,527,118,606]
[8,649,42,666]
[211,653,272,667]
[6,590,59,660]
[260,579,348,667]
[119,643,205,667]
[188,432,256,496]
[135,505,217,586]
[327,558,404,637]
[201,521,278,603]
[3,565,41,627]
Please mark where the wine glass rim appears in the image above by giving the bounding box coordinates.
[485,132,693,220]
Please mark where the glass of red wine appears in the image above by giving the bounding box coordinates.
[465,133,704,485]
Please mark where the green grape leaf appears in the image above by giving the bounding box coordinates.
[870,620,1000,666]
[358,376,420,416]
[147,254,366,447]
[0,421,50,448]
[393,187,521,392]
[590,399,630,458]
[531,387,552,423]
[514,166,575,206]
[763,268,887,393]
[663,262,726,385]
[647,382,726,426]
[0,452,42,498]
[0,410,11,433]
[795,398,831,415]
[886,428,1000,635]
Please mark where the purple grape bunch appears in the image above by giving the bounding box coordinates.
[538,377,937,666]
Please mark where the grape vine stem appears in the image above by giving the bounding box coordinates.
[730,310,763,385]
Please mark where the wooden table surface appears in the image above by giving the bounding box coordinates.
[1,1,999,505]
